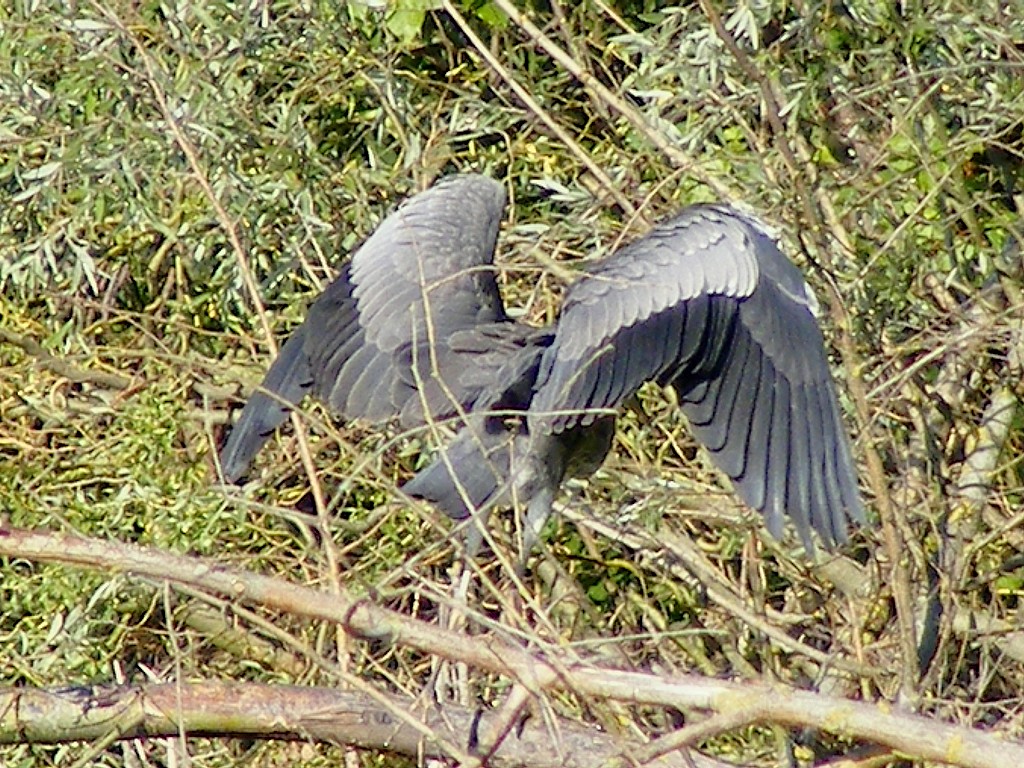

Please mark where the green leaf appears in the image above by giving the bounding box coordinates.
[474,1,508,29]
[386,0,442,44]
[386,8,427,44]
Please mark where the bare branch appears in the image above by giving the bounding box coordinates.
[0,682,730,768]
[0,328,131,390]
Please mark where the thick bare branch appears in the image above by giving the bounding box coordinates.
[0,682,728,768]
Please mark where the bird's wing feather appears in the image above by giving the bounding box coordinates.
[220,175,511,480]
[302,265,399,421]
[531,204,861,548]
[351,175,508,354]
[394,322,543,427]
[218,326,315,482]
[347,174,510,423]
[532,206,759,431]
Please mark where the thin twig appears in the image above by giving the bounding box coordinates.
[440,0,636,216]
[0,328,131,390]
[485,0,735,200]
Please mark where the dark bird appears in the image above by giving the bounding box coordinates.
[219,174,863,552]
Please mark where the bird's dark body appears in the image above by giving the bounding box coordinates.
[220,174,863,552]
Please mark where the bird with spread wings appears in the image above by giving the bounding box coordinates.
[219,173,863,553]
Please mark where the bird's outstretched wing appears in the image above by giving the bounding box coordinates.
[530,205,862,549]
[219,174,511,482]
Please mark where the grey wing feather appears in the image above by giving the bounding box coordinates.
[350,174,510,421]
[733,223,864,545]
[303,264,401,420]
[532,207,759,434]
[219,327,315,483]
[396,323,544,427]
[219,174,513,481]
[531,204,861,548]
[351,175,509,355]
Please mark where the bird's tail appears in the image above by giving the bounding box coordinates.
[401,417,518,520]
[219,329,314,483]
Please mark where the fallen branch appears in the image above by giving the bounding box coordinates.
[0,682,729,768]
